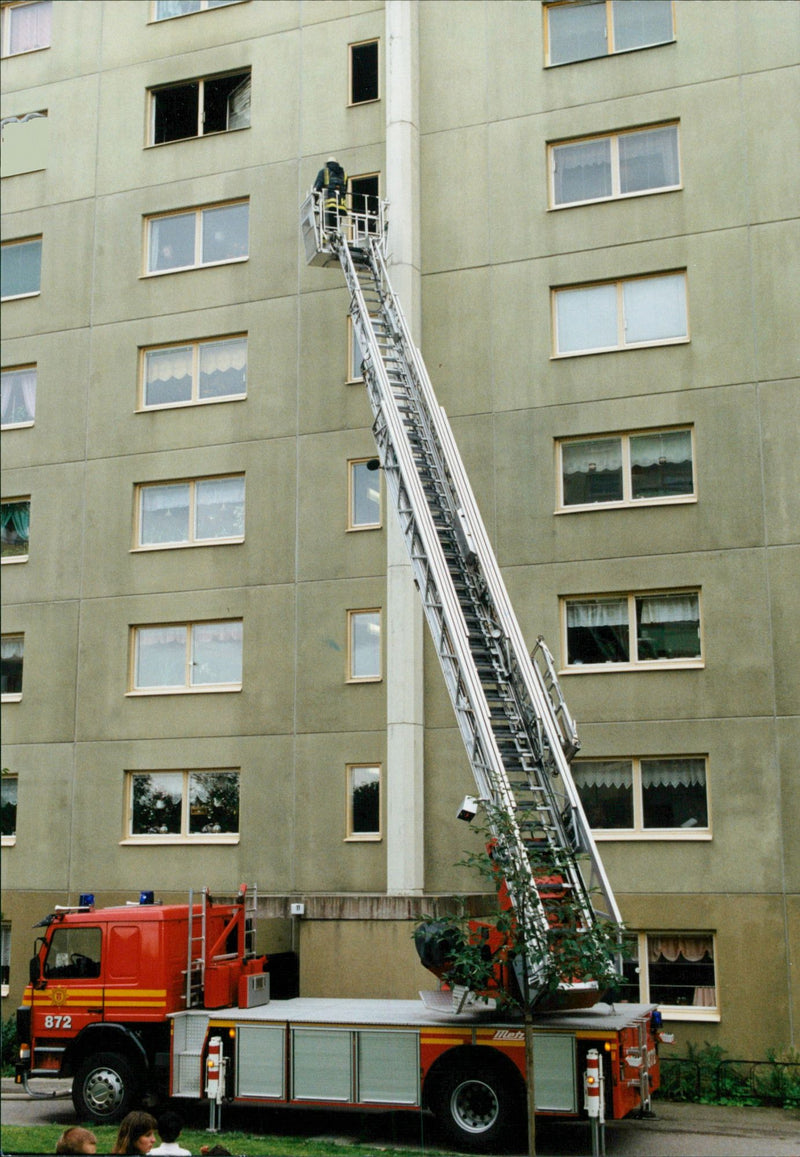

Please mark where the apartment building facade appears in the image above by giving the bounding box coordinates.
[2,0,798,1062]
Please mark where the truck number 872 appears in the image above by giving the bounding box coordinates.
[43,1015,72,1029]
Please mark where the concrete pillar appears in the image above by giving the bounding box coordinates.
[384,0,425,895]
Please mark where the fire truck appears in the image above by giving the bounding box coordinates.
[16,194,667,1151]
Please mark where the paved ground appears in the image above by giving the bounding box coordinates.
[2,1078,799,1155]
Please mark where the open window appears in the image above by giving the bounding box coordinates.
[150,70,251,144]
[349,39,379,105]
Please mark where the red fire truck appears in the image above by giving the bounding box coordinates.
[16,885,663,1151]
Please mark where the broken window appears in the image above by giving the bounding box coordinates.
[150,70,251,145]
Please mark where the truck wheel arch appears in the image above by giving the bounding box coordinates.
[424,1045,526,1152]
[63,1023,148,1078]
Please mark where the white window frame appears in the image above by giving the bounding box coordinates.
[138,334,247,411]
[1,364,37,428]
[128,619,243,695]
[134,474,245,551]
[556,425,696,511]
[347,315,365,383]
[348,38,380,107]
[347,458,381,531]
[1,236,42,301]
[123,768,240,844]
[552,271,688,357]
[1,771,18,847]
[1,0,51,57]
[549,122,681,208]
[147,69,251,146]
[345,763,381,841]
[143,200,249,276]
[544,0,675,67]
[1,495,30,563]
[621,931,718,1022]
[346,609,382,682]
[150,0,245,22]
[561,589,702,672]
[1,632,24,701]
[573,755,710,840]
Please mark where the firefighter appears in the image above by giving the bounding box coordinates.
[314,155,348,235]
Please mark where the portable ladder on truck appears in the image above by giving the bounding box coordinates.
[300,191,623,1009]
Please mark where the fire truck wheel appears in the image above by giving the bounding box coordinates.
[434,1060,523,1151]
[72,1051,139,1123]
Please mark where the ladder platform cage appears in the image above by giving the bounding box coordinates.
[301,190,386,267]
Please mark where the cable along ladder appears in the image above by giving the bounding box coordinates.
[301,192,622,1007]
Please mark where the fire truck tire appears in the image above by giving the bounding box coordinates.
[433,1059,524,1152]
[72,1051,140,1123]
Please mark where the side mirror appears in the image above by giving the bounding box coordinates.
[28,955,41,984]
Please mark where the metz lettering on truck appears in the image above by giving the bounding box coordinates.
[493,1030,524,1041]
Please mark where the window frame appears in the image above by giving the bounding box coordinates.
[1,364,37,428]
[573,755,710,840]
[552,271,689,358]
[561,588,703,672]
[543,0,676,68]
[347,458,382,532]
[138,334,247,411]
[0,920,10,996]
[348,38,380,107]
[143,200,249,277]
[1,0,51,58]
[1,771,18,846]
[346,608,382,683]
[128,619,243,695]
[556,425,696,512]
[345,762,382,841]
[619,931,718,1021]
[1,632,24,701]
[1,495,31,563]
[134,473,245,551]
[1,236,42,301]
[150,0,245,22]
[123,768,240,845]
[548,121,681,209]
[147,68,251,147]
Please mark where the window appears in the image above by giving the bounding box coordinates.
[550,123,680,207]
[1,365,36,426]
[1,922,10,995]
[1,111,48,177]
[1,773,17,842]
[43,927,101,979]
[545,1,674,67]
[346,764,380,839]
[617,932,717,1019]
[127,769,239,841]
[145,201,248,274]
[347,316,365,383]
[1,498,30,561]
[347,610,381,681]
[558,427,694,509]
[348,459,381,530]
[1,237,42,300]
[140,335,246,409]
[136,475,244,548]
[153,0,244,20]
[1,634,24,699]
[349,39,379,104]
[553,272,687,356]
[130,620,243,693]
[149,70,250,145]
[1,0,51,56]
[574,756,708,836]
[563,591,701,668]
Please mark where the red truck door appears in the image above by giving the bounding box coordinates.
[32,924,104,1065]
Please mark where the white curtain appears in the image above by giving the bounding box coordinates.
[0,637,24,660]
[623,274,687,344]
[562,438,621,475]
[1,368,36,424]
[641,759,705,789]
[199,338,247,375]
[574,761,632,790]
[638,594,698,624]
[619,124,680,194]
[8,0,51,53]
[648,935,712,963]
[145,346,192,383]
[567,599,627,628]
[553,137,611,204]
[630,429,691,468]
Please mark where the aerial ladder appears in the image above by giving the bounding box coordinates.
[300,191,622,1009]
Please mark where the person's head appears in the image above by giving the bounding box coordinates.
[327,156,338,165]
[112,1110,158,1155]
[56,1126,97,1155]
[156,1110,184,1144]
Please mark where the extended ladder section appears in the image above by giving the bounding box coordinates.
[301,193,622,1007]
[184,884,258,1009]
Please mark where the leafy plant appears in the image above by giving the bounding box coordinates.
[2,1014,18,1072]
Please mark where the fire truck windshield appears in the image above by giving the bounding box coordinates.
[44,927,101,979]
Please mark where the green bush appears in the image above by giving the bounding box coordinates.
[2,1013,18,1070]
[659,1040,800,1109]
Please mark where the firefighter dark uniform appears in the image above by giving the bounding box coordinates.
[314,157,348,233]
